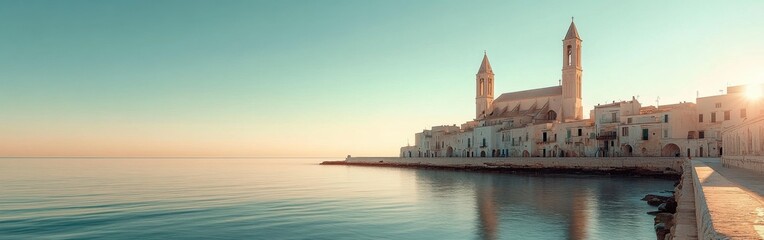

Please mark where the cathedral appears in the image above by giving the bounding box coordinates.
[400,20,756,159]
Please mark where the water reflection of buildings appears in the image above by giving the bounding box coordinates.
[414,170,644,240]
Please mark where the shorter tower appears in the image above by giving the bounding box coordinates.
[562,19,583,121]
[476,52,495,119]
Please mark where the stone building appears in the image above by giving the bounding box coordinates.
[400,20,762,159]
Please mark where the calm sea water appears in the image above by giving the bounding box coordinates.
[0,158,674,240]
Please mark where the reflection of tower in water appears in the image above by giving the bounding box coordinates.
[476,186,498,240]
[567,191,590,240]
[414,170,612,239]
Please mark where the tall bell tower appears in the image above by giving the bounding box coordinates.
[476,52,494,119]
[562,18,583,121]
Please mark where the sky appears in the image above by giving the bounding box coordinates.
[1,0,763,157]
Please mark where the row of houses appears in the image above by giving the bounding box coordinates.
[402,85,761,159]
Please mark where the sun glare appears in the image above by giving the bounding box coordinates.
[745,85,763,100]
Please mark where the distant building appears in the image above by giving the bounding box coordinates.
[400,20,762,158]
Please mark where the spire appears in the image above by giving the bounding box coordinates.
[478,52,493,74]
[564,17,580,40]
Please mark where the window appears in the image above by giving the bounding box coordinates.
[611,112,617,123]
[711,112,717,122]
[547,110,557,120]
[642,129,649,140]
[482,138,486,147]
[699,114,704,123]
[567,45,572,66]
[699,131,705,139]
[663,129,669,138]
[467,139,471,148]
[741,109,747,118]
[724,111,730,120]
[664,114,669,123]
[567,129,571,138]
[622,127,629,136]
[627,118,632,124]
[715,103,721,108]
[578,129,582,136]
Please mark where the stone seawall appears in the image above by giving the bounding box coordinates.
[323,157,683,176]
[691,160,764,239]
[721,155,764,174]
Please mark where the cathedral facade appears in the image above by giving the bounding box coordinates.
[400,20,757,159]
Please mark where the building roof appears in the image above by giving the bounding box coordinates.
[477,52,493,74]
[564,20,580,40]
[494,86,562,103]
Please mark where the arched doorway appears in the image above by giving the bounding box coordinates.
[480,151,486,157]
[699,147,704,157]
[462,150,467,157]
[522,150,530,157]
[661,143,681,157]
[622,144,633,157]
[446,147,454,157]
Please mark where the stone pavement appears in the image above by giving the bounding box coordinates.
[692,158,764,239]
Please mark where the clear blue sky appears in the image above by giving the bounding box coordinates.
[1,0,763,157]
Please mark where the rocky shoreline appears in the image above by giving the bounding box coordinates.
[642,191,678,239]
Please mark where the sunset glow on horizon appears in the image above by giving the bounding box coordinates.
[2,1,764,157]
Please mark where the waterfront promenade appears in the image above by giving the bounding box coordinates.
[691,158,764,239]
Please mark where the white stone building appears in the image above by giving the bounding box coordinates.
[400,20,762,159]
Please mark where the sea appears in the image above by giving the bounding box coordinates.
[0,158,675,240]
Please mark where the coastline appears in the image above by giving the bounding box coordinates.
[321,157,684,178]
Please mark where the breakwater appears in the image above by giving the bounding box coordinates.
[322,157,683,177]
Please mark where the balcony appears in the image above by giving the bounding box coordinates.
[596,131,617,140]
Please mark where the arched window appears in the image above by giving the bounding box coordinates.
[567,45,572,66]
[547,110,557,120]
[480,78,484,95]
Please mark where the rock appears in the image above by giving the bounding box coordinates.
[658,202,667,211]
[654,213,674,225]
[641,194,671,201]
[664,197,677,213]
[655,223,670,240]
[648,197,664,206]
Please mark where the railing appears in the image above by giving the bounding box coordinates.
[596,131,617,140]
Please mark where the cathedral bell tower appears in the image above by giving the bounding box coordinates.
[476,52,494,119]
[562,18,583,121]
